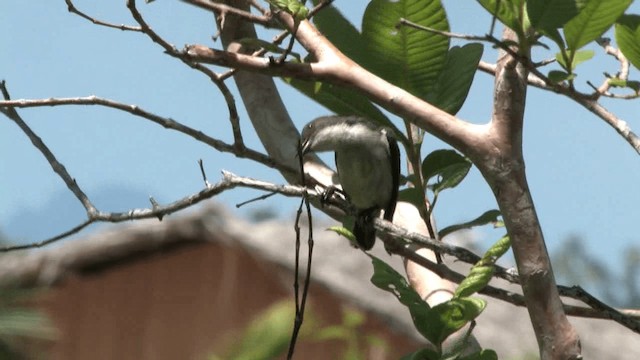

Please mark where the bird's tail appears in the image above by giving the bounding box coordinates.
[353,213,376,250]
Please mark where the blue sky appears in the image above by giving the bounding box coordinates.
[1,1,639,281]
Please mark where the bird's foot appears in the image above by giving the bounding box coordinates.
[319,185,346,207]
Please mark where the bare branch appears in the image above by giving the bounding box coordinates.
[65,0,142,31]
[0,171,320,252]
[478,61,640,155]
[124,0,247,149]
[561,285,640,333]
[580,38,640,100]
[598,38,631,81]
[180,0,277,28]
[0,95,289,172]
[0,82,97,216]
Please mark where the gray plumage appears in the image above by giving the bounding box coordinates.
[300,116,400,250]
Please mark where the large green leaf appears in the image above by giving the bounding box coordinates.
[362,0,450,99]
[370,256,442,345]
[477,0,526,35]
[287,2,392,128]
[284,78,392,127]
[397,187,425,211]
[428,43,484,115]
[527,0,586,32]
[616,14,640,71]
[421,149,472,195]
[563,0,633,51]
[310,1,369,66]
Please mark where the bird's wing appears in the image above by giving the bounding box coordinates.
[384,131,400,222]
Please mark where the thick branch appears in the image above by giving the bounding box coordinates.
[216,0,303,185]
[185,15,486,157]
[480,29,581,359]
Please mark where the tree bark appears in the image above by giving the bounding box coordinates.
[476,29,581,359]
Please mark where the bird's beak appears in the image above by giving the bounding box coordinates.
[298,139,310,157]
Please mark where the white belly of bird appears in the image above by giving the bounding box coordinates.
[336,146,392,210]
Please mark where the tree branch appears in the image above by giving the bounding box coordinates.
[0,94,290,172]
[0,82,97,216]
[0,171,320,252]
[181,0,277,28]
[65,0,142,31]
[481,29,581,359]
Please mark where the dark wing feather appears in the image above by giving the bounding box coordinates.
[384,132,400,222]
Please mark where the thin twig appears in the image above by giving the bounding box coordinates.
[235,192,277,208]
[288,195,304,360]
[65,0,142,31]
[198,159,211,188]
[180,0,278,28]
[0,95,288,172]
[287,140,313,359]
[125,0,245,149]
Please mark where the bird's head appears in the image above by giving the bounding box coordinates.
[300,116,377,154]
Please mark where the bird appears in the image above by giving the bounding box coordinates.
[300,115,400,250]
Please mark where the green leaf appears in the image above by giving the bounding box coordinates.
[327,226,356,243]
[454,235,511,298]
[421,149,472,195]
[370,256,446,345]
[310,1,369,66]
[459,349,499,360]
[455,265,495,299]
[608,78,640,92]
[362,0,450,99]
[438,209,502,239]
[284,78,393,128]
[548,70,574,82]
[268,0,308,20]
[527,0,586,32]
[616,14,640,70]
[571,49,595,67]
[397,187,425,211]
[543,27,567,49]
[370,256,429,310]
[477,0,526,35]
[370,256,486,346]
[428,297,486,344]
[483,234,511,260]
[221,300,304,360]
[428,43,484,115]
[564,0,633,51]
